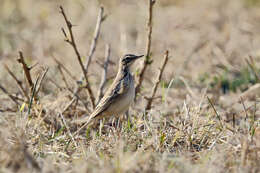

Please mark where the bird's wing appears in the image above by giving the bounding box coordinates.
[89,75,130,121]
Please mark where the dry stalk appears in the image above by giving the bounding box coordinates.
[28,75,40,115]
[207,96,223,129]
[135,0,156,98]
[35,67,49,96]
[145,50,169,110]
[60,6,95,109]
[17,51,33,90]
[84,6,104,74]
[4,64,29,101]
[97,44,111,103]
[0,84,21,106]
[74,6,105,108]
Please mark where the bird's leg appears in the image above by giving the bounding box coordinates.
[111,117,116,127]
[116,116,121,129]
[124,110,129,122]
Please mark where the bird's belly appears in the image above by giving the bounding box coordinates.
[109,81,135,115]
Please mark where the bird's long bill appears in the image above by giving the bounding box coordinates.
[132,55,144,60]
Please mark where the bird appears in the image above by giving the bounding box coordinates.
[74,54,144,132]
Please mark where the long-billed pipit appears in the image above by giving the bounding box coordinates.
[75,54,143,129]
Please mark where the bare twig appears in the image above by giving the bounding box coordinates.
[135,0,156,98]
[84,6,104,74]
[145,50,169,110]
[60,6,87,83]
[207,96,223,129]
[74,6,105,109]
[35,67,49,96]
[4,64,29,101]
[97,44,110,103]
[0,84,20,106]
[17,51,33,90]
[60,6,95,109]
[28,75,40,115]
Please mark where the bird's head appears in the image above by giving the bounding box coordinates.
[120,54,144,67]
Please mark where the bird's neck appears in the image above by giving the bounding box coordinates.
[117,64,130,79]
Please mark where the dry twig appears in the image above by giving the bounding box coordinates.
[97,44,110,103]
[145,50,169,110]
[84,6,104,74]
[28,75,40,115]
[35,67,49,96]
[4,64,29,101]
[17,51,33,90]
[207,96,223,129]
[60,6,95,108]
[135,0,156,98]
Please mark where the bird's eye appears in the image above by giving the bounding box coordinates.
[123,57,130,63]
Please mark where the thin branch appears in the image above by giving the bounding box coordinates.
[135,0,156,98]
[63,6,105,112]
[207,96,223,129]
[0,84,20,106]
[60,6,95,109]
[145,50,169,110]
[17,51,33,90]
[4,64,29,101]
[74,6,105,108]
[28,75,40,115]
[84,6,104,74]
[97,44,110,103]
[35,67,49,96]
[60,6,87,83]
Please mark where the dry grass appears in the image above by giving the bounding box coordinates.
[0,0,260,172]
